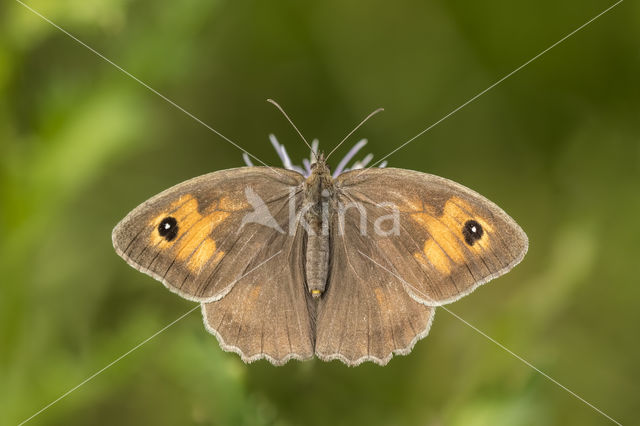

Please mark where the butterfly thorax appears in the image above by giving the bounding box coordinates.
[303,155,335,298]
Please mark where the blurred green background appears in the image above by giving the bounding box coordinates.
[1,0,638,425]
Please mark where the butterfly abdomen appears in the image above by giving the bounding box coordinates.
[303,159,334,298]
[306,232,330,298]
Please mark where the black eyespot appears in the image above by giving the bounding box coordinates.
[158,217,178,242]
[462,220,483,246]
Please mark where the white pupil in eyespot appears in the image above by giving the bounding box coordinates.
[164,223,171,230]
[471,226,477,233]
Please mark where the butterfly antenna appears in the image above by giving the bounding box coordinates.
[325,107,384,161]
[267,99,315,155]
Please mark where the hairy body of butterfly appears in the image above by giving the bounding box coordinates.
[303,156,334,298]
[113,142,527,366]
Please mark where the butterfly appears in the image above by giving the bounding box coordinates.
[112,134,528,366]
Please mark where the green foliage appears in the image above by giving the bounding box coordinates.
[1,0,638,424]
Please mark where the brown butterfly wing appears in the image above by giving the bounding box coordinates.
[201,226,314,364]
[315,200,435,366]
[112,167,304,302]
[314,211,435,366]
[314,167,526,365]
[334,167,528,305]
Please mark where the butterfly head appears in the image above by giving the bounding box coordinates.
[310,152,330,174]
[307,152,334,191]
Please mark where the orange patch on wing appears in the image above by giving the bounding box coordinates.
[174,209,229,274]
[415,241,452,274]
[445,197,493,252]
[187,239,217,273]
[411,196,493,274]
[374,288,388,311]
[444,197,493,232]
[248,284,263,303]
[411,212,465,263]
[149,196,200,247]
[148,194,232,273]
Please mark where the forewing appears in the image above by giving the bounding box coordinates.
[335,167,528,305]
[112,167,304,301]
